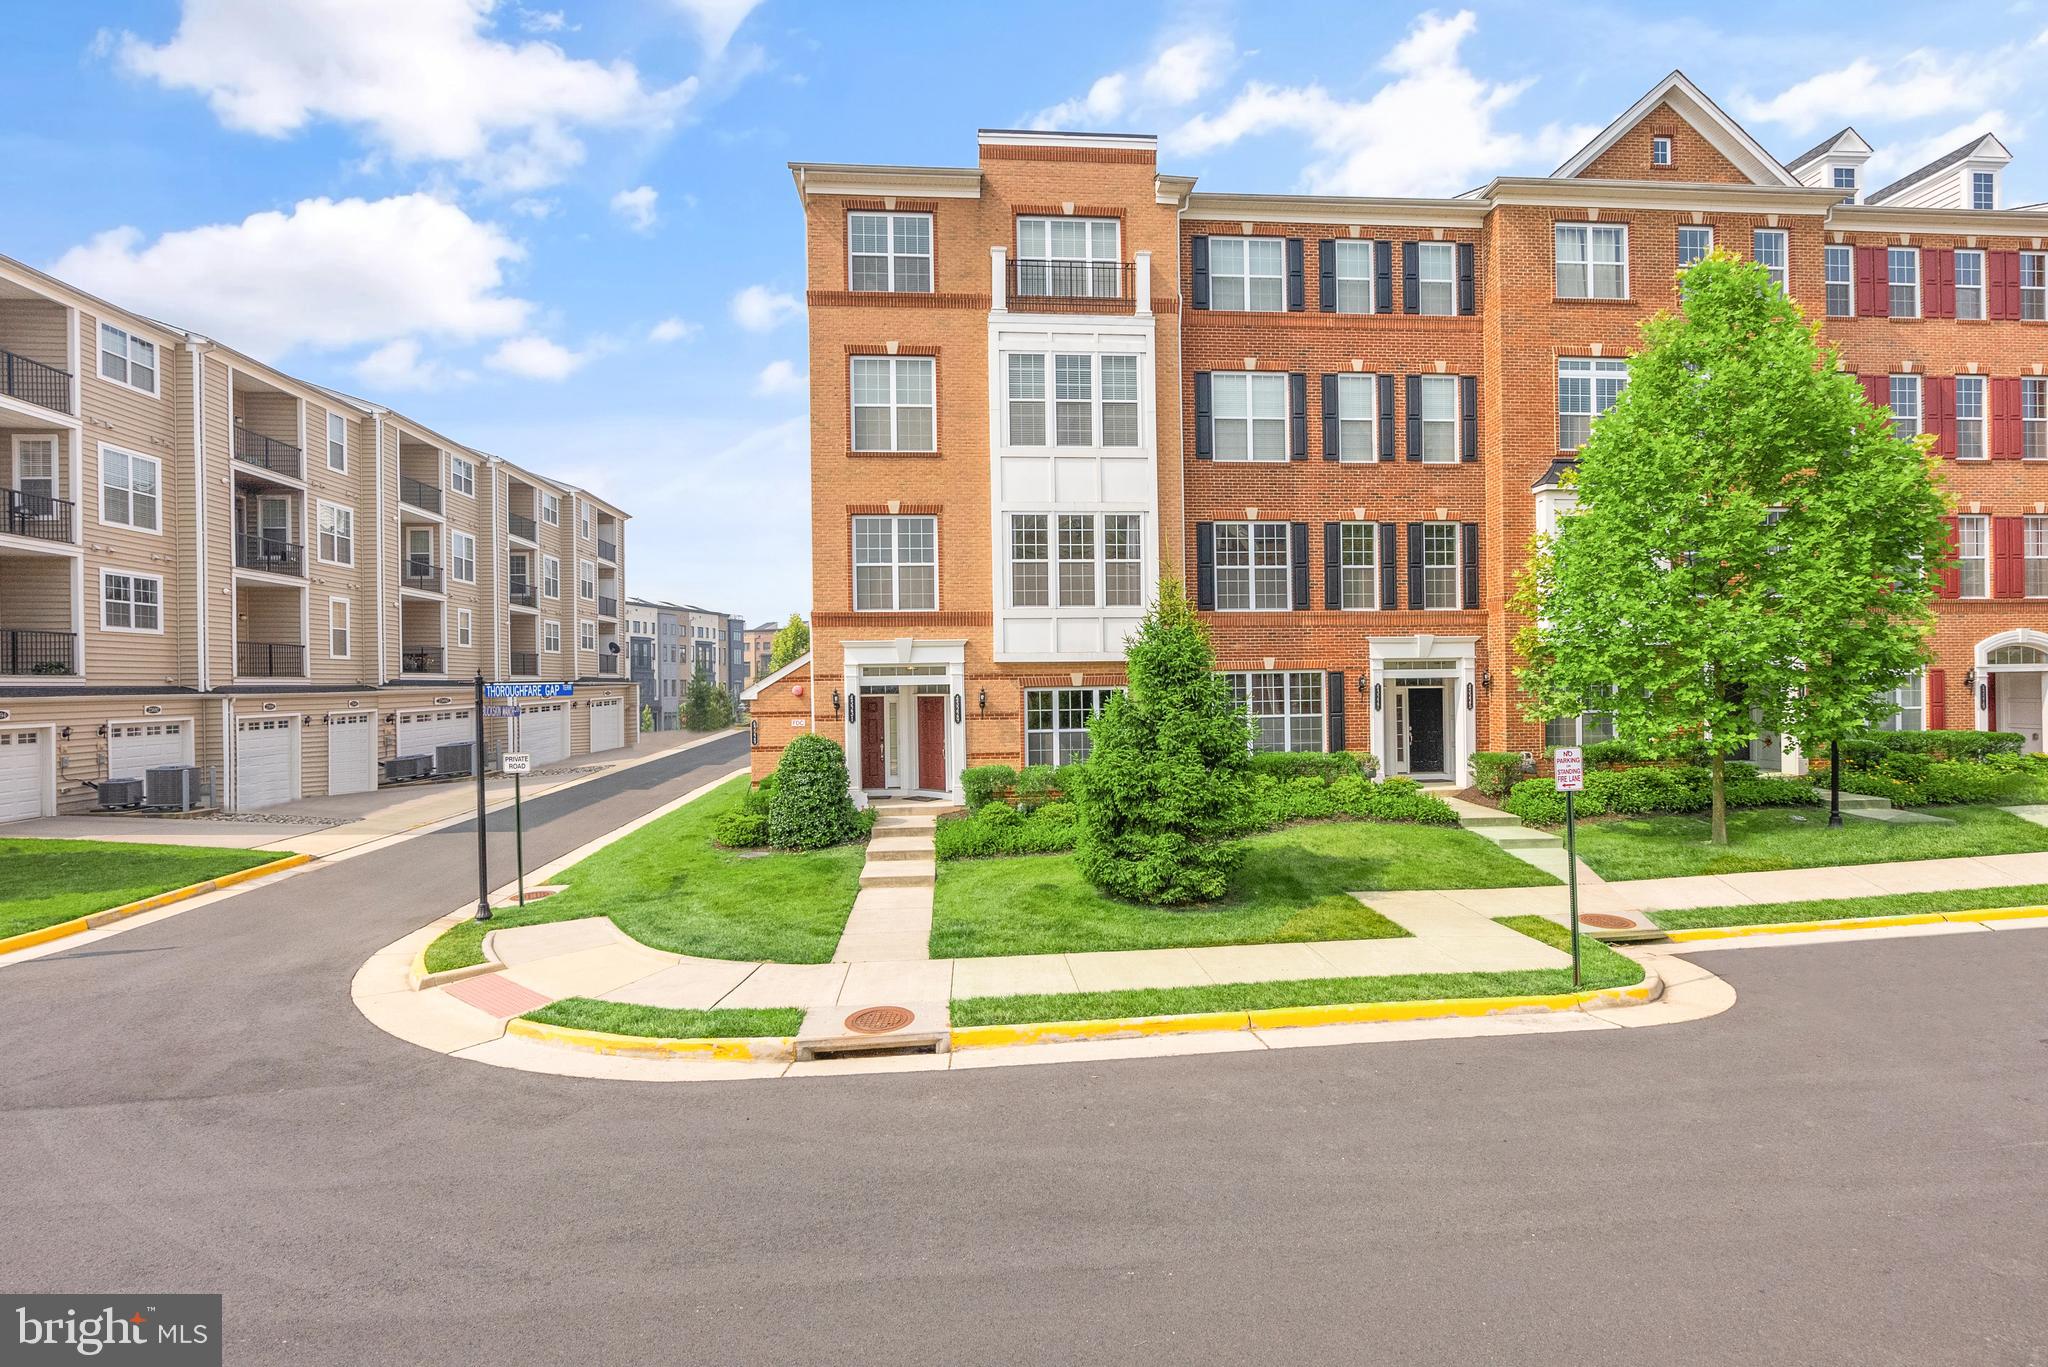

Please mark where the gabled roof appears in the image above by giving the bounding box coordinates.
[1866,133,2012,205]
[1554,70,1800,187]
[1785,126,1870,171]
[741,651,810,701]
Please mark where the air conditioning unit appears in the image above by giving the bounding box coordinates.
[433,741,474,777]
[96,777,146,810]
[382,755,432,783]
[144,765,208,812]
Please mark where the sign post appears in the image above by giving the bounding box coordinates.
[471,683,572,921]
[502,752,532,906]
[1553,746,1585,988]
[471,672,490,922]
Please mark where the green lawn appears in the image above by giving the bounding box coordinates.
[1569,805,2048,882]
[929,819,1552,959]
[0,838,288,940]
[950,917,1643,1026]
[421,776,864,973]
[522,998,805,1039]
[1651,883,2048,932]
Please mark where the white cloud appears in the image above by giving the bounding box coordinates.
[753,359,806,396]
[49,194,530,357]
[648,317,698,343]
[516,7,572,32]
[1030,29,1230,129]
[610,184,659,232]
[1733,35,2046,136]
[111,0,694,190]
[354,338,470,391]
[507,196,557,219]
[729,283,801,332]
[485,334,589,380]
[1168,10,1592,197]
[668,0,765,58]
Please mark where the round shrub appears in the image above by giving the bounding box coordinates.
[1013,764,1057,811]
[1469,751,1525,799]
[960,765,1016,811]
[766,735,863,850]
[711,808,770,849]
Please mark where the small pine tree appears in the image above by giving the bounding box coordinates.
[1073,578,1254,904]
[639,703,654,733]
[769,614,810,671]
[682,668,724,731]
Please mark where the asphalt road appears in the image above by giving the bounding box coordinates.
[3,733,2045,1366]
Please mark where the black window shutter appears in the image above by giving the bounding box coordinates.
[1374,240,1394,314]
[1460,375,1478,462]
[1320,374,1339,460]
[1318,240,1336,311]
[1402,241,1420,315]
[1191,236,1210,310]
[1195,522,1216,610]
[1289,373,1308,460]
[1290,522,1310,609]
[1461,523,1480,609]
[1326,672,1347,752]
[1457,242,1476,315]
[1405,375,1423,462]
[1323,522,1342,608]
[1377,374,1396,461]
[1286,238,1306,311]
[1406,522,1425,610]
[1378,523,1398,609]
[1194,372,1213,459]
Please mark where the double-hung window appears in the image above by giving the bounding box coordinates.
[14,437,54,505]
[450,531,475,583]
[1416,242,1456,315]
[1102,513,1142,605]
[542,554,560,598]
[1334,374,1375,461]
[1229,671,1324,753]
[1555,224,1627,299]
[1339,522,1376,609]
[1971,172,1996,211]
[99,447,160,531]
[1957,515,1989,599]
[317,502,354,565]
[848,211,933,293]
[1825,244,1853,317]
[1418,375,1459,463]
[1677,226,1713,269]
[1007,355,1046,446]
[541,492,560,527]
[2025,378,2047,459]
[1332,240,1374,312]
[578,500,593,540]
[1211,372,1288,461]
[1752,229,1788,293]
[1872,674,1923,732]
[1544,708,1615,749]
[1024,688,1121,766]
[98,323,157,395]
[578,559,596,600]
[1558,358,1629,450]
[1099,355,1139,446]
[457,608,471,648]
[1888,248,1919,318]
[852,515,936,611]
[580,621,596,653]
[450,455,475,497]
[1421,522,1460,609]
[2023,253,2046,321]
[1006,353,1138,448]
[1009,514,1048,606]
[1011,513,1141,608]
[1056,514,1096,607]
[1955,250,1986,320]
[544,621,561,653]
[1016,217,1120,298]
[1955,376,1987,460]
[1888,375,1922,439]
[2027,518,2048,598]
[1214,522,1290,610]
[326,413,346,472]
[329,598,349,657]
[1055,355,1093,446]
[102,570,161,632]
[1209,237,1286,311]
[851,356,935,452]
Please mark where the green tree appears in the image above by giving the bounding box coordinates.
[769,614,810,671]
[1516,251,1948,845]
[1072,578,1254,903]
[639,703,654,733]
[682,668,735,731]
[766,734,862,849]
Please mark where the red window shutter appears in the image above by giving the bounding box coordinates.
[1859,373,1890,412]
[1994,516,2026,597]
[1931,248,1958,319]
[1855,246,1886,317]
[1988,251,2019,320]
[1927,376,1957,457]
[1928,668,1948,730]
[1940,516,1961,598]
[1993,377,2023,459]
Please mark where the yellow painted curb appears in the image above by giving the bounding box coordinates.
[950,1010,1252,1051]
[0,851,313,957]
[1664,904,2048,941]
[1944,905,2048,924]
[505,1016,793,1062]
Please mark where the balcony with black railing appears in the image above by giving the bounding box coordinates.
[4,489,75,544]
[511,651,539,676]
[0,628,76,676]
[237,641,306,678]
[400,645,446,675]
[597,654,619,675]
[508,579,538,609]
[399,475,441,515]
[597,537,617,562]
[1010,258,1134,303]
[1,349,72,414]
[400,556,443,594]
[233,426,303,480]
[508,511,538,541]
[236,533,305,577]
[597,595,618,619]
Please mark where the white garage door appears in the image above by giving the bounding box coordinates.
[235,717,298,811]
[0,729,51,824]
[519,702,569,766]
[588,698,624,753]
[397,709,472,757]
[327,711,376,795]
[108,720,191,780]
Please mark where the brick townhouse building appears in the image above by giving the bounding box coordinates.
[0,252,636,821]
[754,71,2048,799]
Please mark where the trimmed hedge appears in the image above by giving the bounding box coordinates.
[1246,750,1377,782]
[1469,751,1525,799]
[935,800,1080,858]
[1505,764,1818,825]
[961,765,1016,811]
[710,808,770,849]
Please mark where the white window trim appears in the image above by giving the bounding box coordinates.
[847,210,935,293]
[1824,243,1854,317]
[1227,670,1327,754]
[1331,239,1375,314]
[1954,249,1986,321]
[328,597,350,659]
[95,443,163,536]
[1955,375,1989,461]
[1651,136,1672,166]
[449,454,476,499]
[579,559,596,601]
[541,492,560,527]
[1558,356,1630,452]
[1416,241,1458,316]
[1677,225,1715,268]
[1213,520,1293,612]
[450,530,477,584]
[1212,371,1291,463]
[851,355,937,453]
[1957,514,1990,600]
[1007,511,1144,610]
[1888,246,1921,318]
[458,607,473,648]
[1418,374,1461,465]
[1335,374,1377,463]
[1208,236,1288,313]
[326,412,347,473]
[1421,521,1463,612]
[579,621,597,652]
[851,514,939,613]
[1889,374,1923,438]
[578,499,592,540]
[1022,687,1122,766]
[1752,228,1789,293]
[1338,522,1378,611]
[1555,223,1630,300]
[542,554,560,599]
[100,568,164,634]
[96,321,160,398]
[315,499,355,567]
[544,620,562,653]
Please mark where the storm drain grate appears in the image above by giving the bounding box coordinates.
[1580,913,1638,930]
[844,1005,915,1035]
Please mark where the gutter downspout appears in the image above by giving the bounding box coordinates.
[373,415,387,684]
[190,342,209,693]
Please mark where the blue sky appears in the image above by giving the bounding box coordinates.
[8,1,2046,622]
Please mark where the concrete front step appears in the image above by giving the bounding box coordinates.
[875,812,939,830]
[871,800,964,818]
[868,835,937,861]
[859,859,936,889]
[1456,813,1522,829]
[1831,792,1892,811]
[1468,825,1562,850]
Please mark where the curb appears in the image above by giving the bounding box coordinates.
[505,1016,794,1062]
[1663,904,2048,942]
[0,852,314,958]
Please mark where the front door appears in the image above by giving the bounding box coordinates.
[1407,686,1446,776]
[860,698,886,790]
[916,694,946,792]
[2000,673,2044,751]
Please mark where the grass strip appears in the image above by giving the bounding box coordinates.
[0,838,290,940]
[1650,883,2048,932]
[522,997,805,1039]
[1570,805,2048,882]
[947,915,1643,1027]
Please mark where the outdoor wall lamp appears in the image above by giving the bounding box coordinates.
[831,688,842,717]
[1963,668,1977,690]
[1481,669,1493,690]
[1356,675,1369,698]
[977,687,987,716]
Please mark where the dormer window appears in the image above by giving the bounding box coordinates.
[1832,165,1857,202]
[1651,136,1672,167]
[1971,171,1995,210]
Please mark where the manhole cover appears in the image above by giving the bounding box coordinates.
[843,1005,914,1034]
[1581,913,1637,930]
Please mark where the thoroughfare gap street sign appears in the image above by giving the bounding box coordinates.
[484,682,574,699]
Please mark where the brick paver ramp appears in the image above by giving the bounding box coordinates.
[443,974,554,1019]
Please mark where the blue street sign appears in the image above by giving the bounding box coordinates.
[484,681,574,699]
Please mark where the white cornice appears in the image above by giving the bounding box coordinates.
[1185,191,1489,228]
[1484,177,1843,214]
[977,129,1156,152]
[789,162,981,200]
[740,650,810,701]
[1826,204,2048,238]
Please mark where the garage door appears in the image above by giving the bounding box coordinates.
[327,711,376,795]
[235,717,298,811]
[588,698,624,753]
[519,702,569,766]
[0,729,51,824]
[396,709,472,757]
[108,720,191,780]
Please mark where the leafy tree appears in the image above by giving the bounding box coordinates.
[682,667,735,731]
[1072,578,1255,903]
[769,614,810,671]
[639,703,654,733]
[766,734,862,849]
[1516,251,1948,845]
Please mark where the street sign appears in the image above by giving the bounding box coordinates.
[1553,746,1584,792]
[484,704,522,718]
[1553,746,1584,987]
[484,681,574,699]
[502,752,532,775]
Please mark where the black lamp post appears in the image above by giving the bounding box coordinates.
[1827,738,1843,828]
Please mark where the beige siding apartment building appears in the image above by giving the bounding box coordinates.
[0,253,636,821]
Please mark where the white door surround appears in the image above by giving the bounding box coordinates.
[1977,629,2048,746]
[841,638,966,805]
[1367,635,1478,789]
